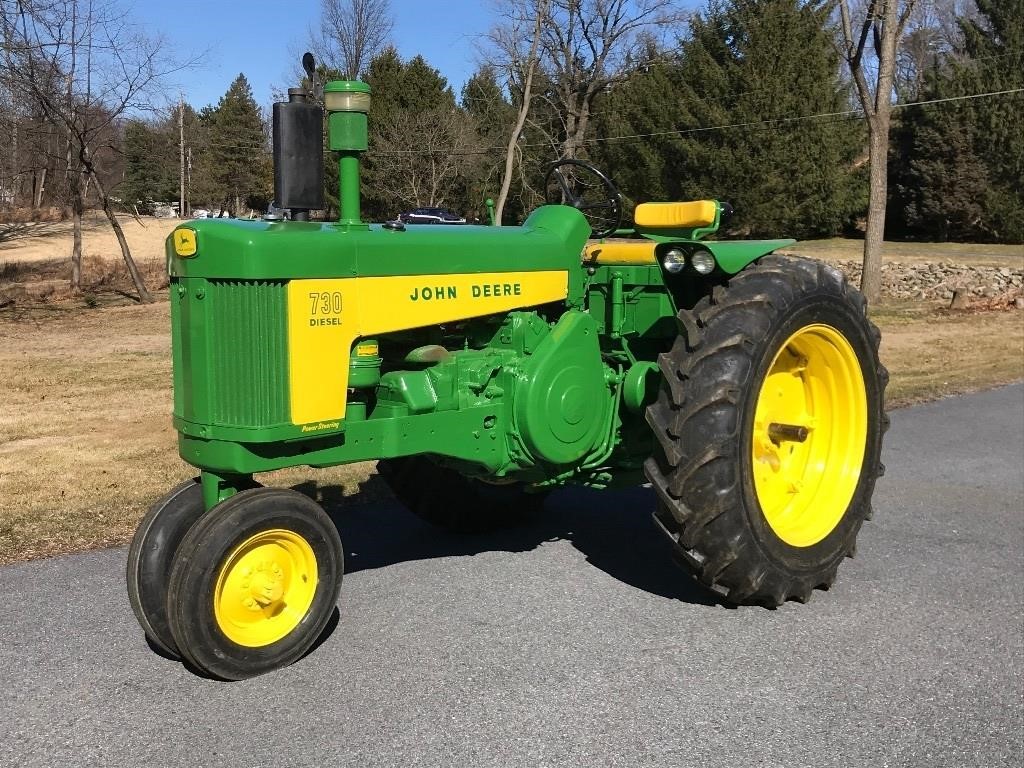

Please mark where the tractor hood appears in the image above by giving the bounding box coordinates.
[168,205,591,280]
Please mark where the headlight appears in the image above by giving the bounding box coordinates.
[662,248,686,273]
[691,248,716,274]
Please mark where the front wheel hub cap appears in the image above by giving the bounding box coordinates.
[213,529,318,647]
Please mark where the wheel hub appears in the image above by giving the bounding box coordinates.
[213,529,318,647]
[752,324,867,547]
[243,563,286,608]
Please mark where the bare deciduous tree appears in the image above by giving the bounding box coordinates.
[312,0,393,80]
[1,24,69,214]
[538,0,683,160]
[487,0,549,224]
[484,0,680,222]
[895,0,975,99]
[370,107,478,210]
[2,0,185,301]
[838,0,919,305]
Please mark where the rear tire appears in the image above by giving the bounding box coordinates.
[378,457,548,533]
[645,256,888,606]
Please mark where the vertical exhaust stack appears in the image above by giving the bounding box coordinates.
[272,55,324,222]
[323,80,371,227]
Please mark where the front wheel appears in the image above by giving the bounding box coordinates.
[126,478,206,657]
[166,488,343,680]
[645,256,888,606]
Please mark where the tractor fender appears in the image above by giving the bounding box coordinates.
[701,239,796,274]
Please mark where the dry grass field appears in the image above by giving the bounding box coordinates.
[0,219,1021,564]
[787,238,1023,266]
[0,301,378,563]
[0,212,179,264]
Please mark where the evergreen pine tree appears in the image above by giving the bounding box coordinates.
[208,74,268,215]
[679,0,865,238]
[462,65,516,219]
[589,58,698,210]
[361,48,464,219]
[889,0,1022,242]
[957,0,1023,241]
[122,119,178,209]
[462,65,513,148]
[595,0,865,239]
[889,100,988,240]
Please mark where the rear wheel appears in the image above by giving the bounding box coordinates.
[645,256,888,606]
[378,457,548,533]
[166,488,343,680]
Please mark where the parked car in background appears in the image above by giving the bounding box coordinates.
[398,207,466,225]
[191,209,210,219]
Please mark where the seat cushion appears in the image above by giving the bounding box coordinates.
[634,201,717,229]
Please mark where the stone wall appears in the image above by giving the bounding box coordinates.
[786,257,1024,301]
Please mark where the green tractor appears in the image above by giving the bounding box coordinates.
[127,71,887,680]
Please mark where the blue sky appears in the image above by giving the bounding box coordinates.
[142,0,495,110]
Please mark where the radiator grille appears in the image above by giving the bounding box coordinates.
[207,279,289,428]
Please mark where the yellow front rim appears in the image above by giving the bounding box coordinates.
[213,529,318,648]
[752,324,867,547]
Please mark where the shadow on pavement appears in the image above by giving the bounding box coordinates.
[291,476,722,609]
[137,479,723,675]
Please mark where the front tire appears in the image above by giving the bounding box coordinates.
[126,478,205,657]
[166,488,343,680]
[645,256,888,606]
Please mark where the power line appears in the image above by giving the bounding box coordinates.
[368,86,1023,156]
[574,87,1024,147]
[153,86,1024,160]
[462,52,1022,126]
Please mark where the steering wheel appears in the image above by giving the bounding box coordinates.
[544,159,623,239]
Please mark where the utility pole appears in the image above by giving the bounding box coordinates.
[179,95,185,218]
[186,146,192,217]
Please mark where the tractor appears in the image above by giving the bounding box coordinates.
[127,67,887,680]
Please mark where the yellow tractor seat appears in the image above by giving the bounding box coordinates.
[634,200,717,229]
[583,240,657,266]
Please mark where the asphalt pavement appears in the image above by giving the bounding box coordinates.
[1,384,1022,768]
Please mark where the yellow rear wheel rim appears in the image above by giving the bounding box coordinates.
[213,529,318,647]
[752,324,867,547]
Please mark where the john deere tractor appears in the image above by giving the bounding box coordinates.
[127,69,887,680]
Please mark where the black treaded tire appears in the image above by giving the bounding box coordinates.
[165,487,343,680]
[378,457,548,533]
[126,478,205,657]
[644,255,889,606]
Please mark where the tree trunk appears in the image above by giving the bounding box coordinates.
[562,108,578,160]
[10,117,18,209]
[861,119,889,305]
[840,0,905,308]
[70,177,84,291]
[496,5,545,225]
[89,168,152,303]
[859,0,900,308]
[34,167,46,210]
[568,93,595,161]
